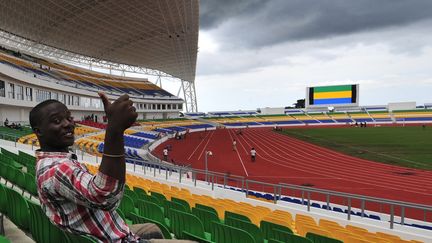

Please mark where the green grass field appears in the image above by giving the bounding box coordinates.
[279,126,432,170]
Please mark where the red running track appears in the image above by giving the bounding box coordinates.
[153,128,432,219]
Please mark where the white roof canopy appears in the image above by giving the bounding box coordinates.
[0,0,199,82]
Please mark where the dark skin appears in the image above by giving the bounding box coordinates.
[34,92,138,183]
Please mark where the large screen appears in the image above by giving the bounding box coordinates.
[306,84,359,107]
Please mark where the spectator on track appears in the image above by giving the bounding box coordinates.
[163,147,169,161]
[250,147,257,162]
[232,139,237,151]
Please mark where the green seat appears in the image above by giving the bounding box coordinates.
[171,197,191,212]
[136,200,166,226]
[116,208,133,225]
[225,217,263,243]
[306,232,343,243]
[192,207,220,233]
[195,204,218,217]
[119,194,135,219]
[225,211,251,223]
[0,235,10,243]
[138,192,162,205]
[0,184,8,216]
[150,191,167,202]
[211,221,255,243]
[163,200,188,219]
[15,169,26,194]
[271,229,313,243]
[27,200,66,243]
[169,209,211,242]
[24,172,38,199]
[129,212,172,239]
[4,187,29,230]
[260,220,293,240]
[124,189,138,203]
[133,186,147,195]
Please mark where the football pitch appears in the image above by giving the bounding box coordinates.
[280,125,432,170]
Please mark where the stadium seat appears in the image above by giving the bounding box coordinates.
[211,221,255,243]
[225,217,264,243]
[169,208,212,242]
[306,232,343,243]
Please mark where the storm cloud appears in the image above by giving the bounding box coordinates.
[200,0,432,48]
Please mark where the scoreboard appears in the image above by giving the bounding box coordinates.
[306,84,359,108]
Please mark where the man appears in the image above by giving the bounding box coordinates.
[232,139,237,151]
[30,92,194,243]
[163,147,168,161]
[250,147,257,162]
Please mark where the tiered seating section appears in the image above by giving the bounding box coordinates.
[0,50,174,97]
[139,118,214,132]
[0,146,428,242]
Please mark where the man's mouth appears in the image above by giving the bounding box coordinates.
[64,132,74,137]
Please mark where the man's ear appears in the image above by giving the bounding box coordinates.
[33,127,42,137]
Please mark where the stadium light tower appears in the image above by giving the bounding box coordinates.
[204,151,213,182]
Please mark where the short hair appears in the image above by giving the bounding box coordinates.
[29,99,63,129]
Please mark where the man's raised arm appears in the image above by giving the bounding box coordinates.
[98,92,138,183]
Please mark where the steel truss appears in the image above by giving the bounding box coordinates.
[0,30,198,112]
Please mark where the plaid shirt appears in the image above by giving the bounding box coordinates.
[35,151,138,243]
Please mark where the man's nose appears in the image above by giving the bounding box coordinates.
[62,118,75,128]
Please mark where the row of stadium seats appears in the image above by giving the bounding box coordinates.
[84,165,422,243]
[0,50,174,97]
[0,146,425,243]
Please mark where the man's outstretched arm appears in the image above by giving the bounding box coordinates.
[98,92,138,183]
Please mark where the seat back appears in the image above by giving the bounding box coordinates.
[225,210,251,223]
[306,232,343,243]
[150,191,167,201]
[136,200,165,224]
[0,184,8,215]
[195,203,219,217]
[24,172,38,197]
[211,221,255,243]
[171,197,191,212]
[169,208,206,239]
[0,235,11,243]
[128,212,172,239]
[119,194,134,218]
[27,200,66,243]
[225,217,263,243]
[260,220,293,240]
[192,207,219,233]
[271,229,313,243]
[4,187,29,230]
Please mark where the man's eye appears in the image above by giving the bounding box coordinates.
[53,118,61,124]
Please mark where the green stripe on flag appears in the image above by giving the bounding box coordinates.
[314,85,352,93]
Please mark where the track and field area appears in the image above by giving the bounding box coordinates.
[154,127,432,212]
[279,126,432,170]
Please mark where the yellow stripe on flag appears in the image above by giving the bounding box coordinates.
[314,91,352,99]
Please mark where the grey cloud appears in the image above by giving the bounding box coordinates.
[200,0,432,48]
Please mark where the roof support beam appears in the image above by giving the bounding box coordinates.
[181,80,197,112]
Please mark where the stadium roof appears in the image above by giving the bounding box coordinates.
[0,0,199,82]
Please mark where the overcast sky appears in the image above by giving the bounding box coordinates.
[169,0,432,112]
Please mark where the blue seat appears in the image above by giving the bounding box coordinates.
[333,207,343,213]
[311,203,320,208]
[369,214,381,220]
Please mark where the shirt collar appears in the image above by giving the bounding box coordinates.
[35,150,75,161]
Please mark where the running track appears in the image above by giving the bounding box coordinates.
[153,128,432,219]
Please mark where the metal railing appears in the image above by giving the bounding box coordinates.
[122,156,432,230]
[3,134,432,230]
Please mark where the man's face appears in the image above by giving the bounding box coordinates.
[35,102,75,151]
